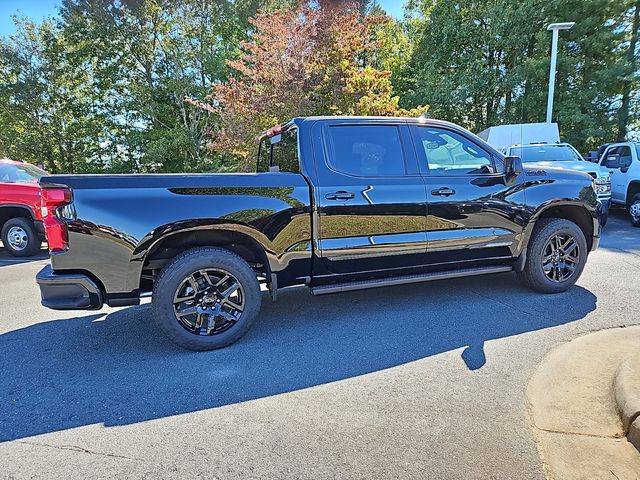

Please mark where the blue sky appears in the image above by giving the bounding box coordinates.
[0,1,405,37]
[0,0,59,36]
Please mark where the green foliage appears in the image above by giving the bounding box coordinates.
[401,0,638,152]
[208,2,426,169]
[0,0,638,171]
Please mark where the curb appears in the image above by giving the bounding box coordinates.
[613,348,640,451]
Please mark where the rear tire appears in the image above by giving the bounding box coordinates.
[517,218,588,294]
[629,194,640,228]
[1,217,39,257]
[152,247,261,351]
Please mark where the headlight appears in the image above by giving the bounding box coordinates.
[594,175,611,195]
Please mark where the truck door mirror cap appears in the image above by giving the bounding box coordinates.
[504,156,523,176]
[605,154,621,168]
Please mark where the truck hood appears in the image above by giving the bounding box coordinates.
[522,160,607,179]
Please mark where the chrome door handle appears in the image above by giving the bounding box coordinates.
[325,191,355,201]
[431,187,456,197]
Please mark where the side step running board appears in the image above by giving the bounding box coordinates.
[310,265,513,296]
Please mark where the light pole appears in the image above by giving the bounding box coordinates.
[546,22,574,123]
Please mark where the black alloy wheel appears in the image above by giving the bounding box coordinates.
[541,233,580,283]
[172,268,245,336]
[152,247,261,351]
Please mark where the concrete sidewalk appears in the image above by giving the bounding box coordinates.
[527,326,640,480]
[615,347,640,452]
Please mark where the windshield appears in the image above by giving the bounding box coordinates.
[0,163,47,183]
[510,145,583,163]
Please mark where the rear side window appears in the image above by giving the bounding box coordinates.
[325,125,406,177]
[256,127,300,173]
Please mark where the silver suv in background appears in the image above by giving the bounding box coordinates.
[506,143,612,226]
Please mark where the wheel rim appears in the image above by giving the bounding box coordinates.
[6,226,28,251]
[542,233,580,283]
[172,268,245,336]
[630,201,640,221]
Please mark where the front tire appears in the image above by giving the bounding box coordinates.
[152,247,261,351]
[629,194,640,228]
[517,218,588,294]
[1,217,39,257]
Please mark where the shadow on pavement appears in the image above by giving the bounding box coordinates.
[600,208,640,255]
[0,273,596,442]
[0,244,48,267]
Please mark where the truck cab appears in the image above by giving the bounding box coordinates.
[0,159,47,256]
[598,142,640,227]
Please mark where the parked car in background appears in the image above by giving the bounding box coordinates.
[505,143,612,226]
[0,158,47,256]
[598,142,640,227]
[36,116,602,351]
[478,125,610,225]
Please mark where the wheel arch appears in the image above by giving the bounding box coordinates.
[0,205,35,231]
[135,224,272,292]
[531,202,595,252]
[626,181,640,206]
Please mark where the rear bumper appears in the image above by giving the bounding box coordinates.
[36,265,104,310]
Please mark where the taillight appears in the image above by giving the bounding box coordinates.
[41,187,73,253]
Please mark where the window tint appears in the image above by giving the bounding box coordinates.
[272,128,299,173]
[256,127,300,173]
[602,146,632,169]
[257,137,270,172]
[326,125,405,176]
[412,127,493,175]
[619,146,632,167]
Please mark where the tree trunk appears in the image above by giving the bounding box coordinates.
[617,0,640,141]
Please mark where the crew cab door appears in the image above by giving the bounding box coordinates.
[313,121,428,276]
[409,125,525,264]
[600,144,633,203]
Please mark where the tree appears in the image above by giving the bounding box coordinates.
[400,0,634,152]
[207,1,426,168]
[0,18,106,173]
[617,0,640,141]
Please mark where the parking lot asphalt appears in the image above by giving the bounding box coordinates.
[1,209,639,479]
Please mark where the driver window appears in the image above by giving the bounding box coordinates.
[619,146,632,167]
[411,126,494,176]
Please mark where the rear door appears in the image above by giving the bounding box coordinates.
[409,124,525,265]
[313,120,428,276]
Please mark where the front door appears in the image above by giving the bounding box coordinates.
[600,145,632,203]
[409,125,525,266]
[314,121,428,276]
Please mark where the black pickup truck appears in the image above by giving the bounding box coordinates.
[36,116,602,350]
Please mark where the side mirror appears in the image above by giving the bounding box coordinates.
[504,156,523,177]
[604,154,621,169]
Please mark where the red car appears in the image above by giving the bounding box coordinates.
[0,158,47,257]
